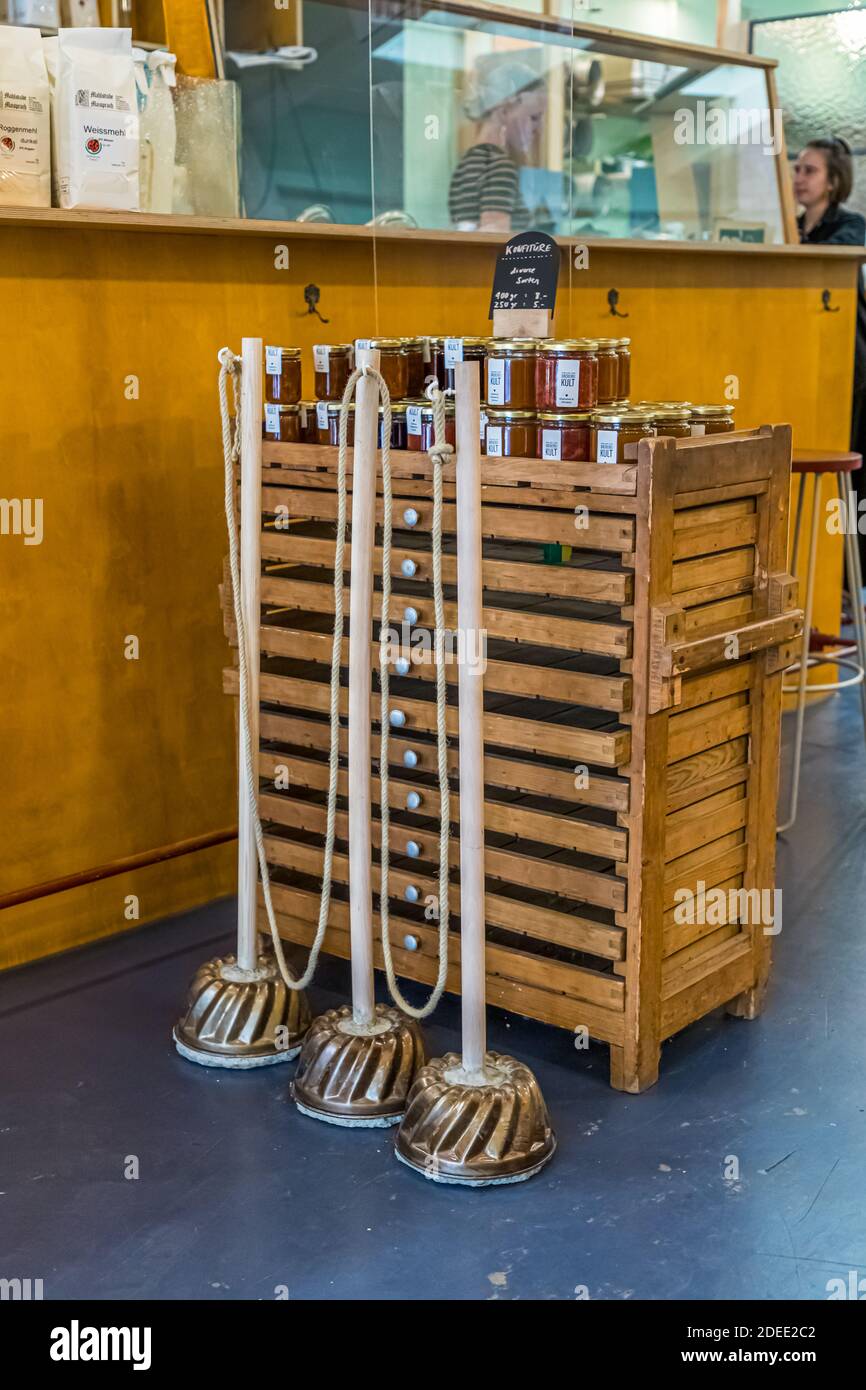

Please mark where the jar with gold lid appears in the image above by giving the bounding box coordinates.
[406,399,455,452]
[265,344,302,404]
[486,339,539,410]
[484,408,537,458]
[435,336,489,394]
[313,343,353,401]
[264,403,301,443]
[642,405,692,438]
[594,339,621,405]
[689,404,735,435]
[591,408,655,465]
[369,337,409,399]
[536,339,599,411]
[538,410,592,463]
[317,400,355,446]
[615,338,631,401]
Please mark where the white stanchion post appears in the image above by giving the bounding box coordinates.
[454,360,486,1078]
[237,337,263,973]
[348,347,381,1027]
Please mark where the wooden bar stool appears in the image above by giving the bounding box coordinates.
[779,448,866,832]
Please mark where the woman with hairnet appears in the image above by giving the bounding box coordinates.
[448,56,547,233]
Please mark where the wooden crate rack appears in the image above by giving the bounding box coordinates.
[223,425,801,1092]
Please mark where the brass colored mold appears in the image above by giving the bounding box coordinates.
[394,1052,556,1185]
[292,1003,425,1127]
[173,949,310,1068]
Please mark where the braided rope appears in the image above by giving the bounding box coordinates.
[378,385,452,1018]
[219,347,353,991]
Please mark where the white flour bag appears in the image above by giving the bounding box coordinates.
[0,26,51,207]
[56,26,139,211]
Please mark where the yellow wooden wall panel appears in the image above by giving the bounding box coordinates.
[0,225,857,967]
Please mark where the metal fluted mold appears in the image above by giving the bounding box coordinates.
[292,1003,426,1126]
[173,951,311,1067]
[394,1052,556,1185]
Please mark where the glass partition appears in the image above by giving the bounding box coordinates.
[227,0,786,243]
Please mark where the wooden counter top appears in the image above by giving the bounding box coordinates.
[2,206,864,260]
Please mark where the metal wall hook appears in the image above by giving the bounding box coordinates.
[303,283,330,323]
[607,288,629,318]
[821,289,840,313]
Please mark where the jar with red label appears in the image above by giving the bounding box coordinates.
[263,403,301,443]
[537,411,592,463]
[536,339,598,411]
[689,404,735,435]
[484,409,537,459]
[486,339,539,410]
[616,338,631,400]
[299,401,319,444]
[378,401,408,450]
[591,409,655,465]
[368,338,409,399]
[595,339,621,405]
[313,343,353,400]
[265,345,302,404]
[318,400,355,446]
[434,336,489,394]
[406,399,456,452]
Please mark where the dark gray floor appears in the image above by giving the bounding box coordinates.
[2,690,865,1302]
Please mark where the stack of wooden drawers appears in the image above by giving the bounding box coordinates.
[223,424,801,1091]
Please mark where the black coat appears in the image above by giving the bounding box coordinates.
[798,203,866,392]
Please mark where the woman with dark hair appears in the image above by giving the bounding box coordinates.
[795,137,866,562]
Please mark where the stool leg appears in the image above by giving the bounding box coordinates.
[839,472,866,742]
[779,472,821,833]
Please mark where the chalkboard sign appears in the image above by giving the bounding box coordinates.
[488,231,560,318]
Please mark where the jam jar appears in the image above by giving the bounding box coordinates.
[538,411,592,462]
[369,338,409,399]
[318,400,355,446]
[435,336,489,394]
[595,339,621,405]
[591,409,655,464]
[484,409,537,459]
[690,404,735,435]
[486,339,539,410]
[313,343,353,401]
[616,338,631,401]
[399,337,431,397]
[536,339,598,411]
[299,401,319,444]
[644,405,691,438]
[406,399,456,452]
[378,401,408,450]
[263,403,301,443]
[265,345,302,405]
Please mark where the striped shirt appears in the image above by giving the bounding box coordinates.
[448,143,530,230]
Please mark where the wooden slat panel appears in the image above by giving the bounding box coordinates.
[226,669,632,768]
[260,577,632,658]
[260,443,640,496]
[673,498,756,531]
[667,704,751,764]
[663,875,745,954]
[253,707,630,810]
[663,837,748,907]
[664,792,748,862]
[261,797,626,911]
[261,530,634,604]
[258,749,628,860]
[662,931,751,1000]
[672,515,758,560]
[264,852,623,962]
[261,487,636,552]
[665,739,750,810]
[672,546,754,594]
